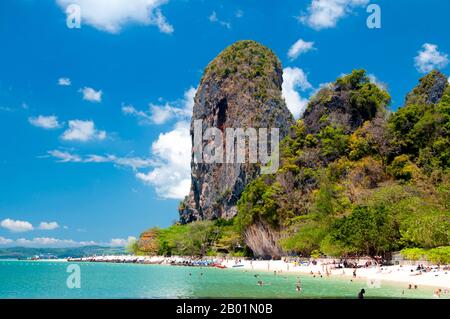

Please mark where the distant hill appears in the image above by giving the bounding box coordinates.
[0,246,126,259]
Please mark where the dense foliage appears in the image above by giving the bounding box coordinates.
[138,70,450,262]
[201,40,284,104]
[235,70,450,260]
[401,247,450,264]
[133,219,247,257]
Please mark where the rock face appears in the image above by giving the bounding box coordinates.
[303,70,390,135]
[405,70,448,105]
[243,221,284,259]
[179,40,294,223]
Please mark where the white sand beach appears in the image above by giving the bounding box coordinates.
[220,259,450,290]
[65,254,450,290]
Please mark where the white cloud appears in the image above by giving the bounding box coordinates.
[16,237,74,247]
[80,87,102,103]
[86,155,154,170]
[150,8,174,34]
[288,39,315,60]
[0,219,60,233]
[123,87,196,125]
[235,9,244,18]
[208,11,231,29]
[109,236,137,247]
[150,103,181,124]
[368,73,387,90]
[414,43,449,73]
[183,86,196,112]
[78,240,99,246]
[300,0,369,30]
[28,115,62,129]
[0,237,13,245]
[209,11,218,22]
[14,237,97,248]
[150,87,196,124]
[121,104,153,124]
[308,82,334,102]
[58,77,71,86]
[61,120,106,142]
[47,150,82,162]
[48,150,153,170]
[0,236,97,248]
[130,88,195,199]
[1,219,34,233]
[81,87,195,199]
[0,236,139,248]
[50,86,194,201]
[38,222,60,230]
[282,67,312,119]
[136,120,191,199]
[56,0,173,34]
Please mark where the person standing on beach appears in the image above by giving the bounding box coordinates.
[358,289,366,299]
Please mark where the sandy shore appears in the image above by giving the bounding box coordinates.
[64,255,450,290]
[220,259,450,290]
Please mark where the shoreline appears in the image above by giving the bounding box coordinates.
[221,259,450,290]
[3,258,448,299]
[11,255,449,290]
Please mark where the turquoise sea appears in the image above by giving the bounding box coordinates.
[0,260,445,299]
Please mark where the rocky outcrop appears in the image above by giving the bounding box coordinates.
[243,221,284,259]
[303,70,391,135]
[179,40,294,223]
[405,70,448,105]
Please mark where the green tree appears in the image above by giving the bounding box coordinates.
[324,206,400,258]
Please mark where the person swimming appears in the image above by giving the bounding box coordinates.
[434,288,442,298]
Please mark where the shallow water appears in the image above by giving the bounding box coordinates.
[0,260,446,299]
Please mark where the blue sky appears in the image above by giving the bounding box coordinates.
[0,0,449,247]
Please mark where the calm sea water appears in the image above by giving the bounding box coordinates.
[0,260,444,299]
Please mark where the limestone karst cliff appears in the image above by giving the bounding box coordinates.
[179,40,294,224]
